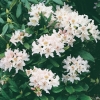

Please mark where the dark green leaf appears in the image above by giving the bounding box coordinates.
[21,24,25,30]
[52,85,64,93]
[9,24,14,29]
[38,57,47,65]
[46,13,52,24]
[65,86,75,94]
[9,0,18,11]
[48,96,54,100]
[79,94,92,100]
[1,89,10,100]
[0,53,5,59]
[16,94,22,99]
[24,92,31,96]
[68,95,77,100]
[0,36,7,46]
[0,18,5,24]
[25,0,30,9]
[92,16,100,23]
[34,97,39,100]
[56,96,62,100]
[8,79,19,92]
[16,3,22,18]
[21,0,26,3]
[2,24,8,35]
[78,50,95,62]
[82,83,89,91]
[43,29,49,33]
[20,82,28,90]
[24,43,30,49]
[39,95,48,100]
[74,85,83,92]
[9,86,18,92]
[49,59,59,67]
[53,0,63,5]
[28,0,38,3]
[96,2,100,7]
[45,0,50,5]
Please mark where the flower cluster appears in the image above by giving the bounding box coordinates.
[62,56,90,83]
[10,30,31,45]
[28,3,55,26]
[31,3,100,58]
[26,67,59,96]
[32,29,66,58]
[0,49,29,73]
[55,4,100,42]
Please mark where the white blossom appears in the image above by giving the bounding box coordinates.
[62,56,90,83]
[27,3,54,26]
[10,30,31,45]
[54,4,100,42]
[0,49,30,73]
[26,67,60,96]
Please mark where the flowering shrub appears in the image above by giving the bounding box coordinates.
[0,0,100,100]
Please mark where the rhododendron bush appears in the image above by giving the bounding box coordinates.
[0,0,100,100]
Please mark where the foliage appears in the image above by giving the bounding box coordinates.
[0,0,100,100]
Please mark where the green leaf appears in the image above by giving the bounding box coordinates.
[52,85,64,93]
[23,43,30,49]
[56,96,62,100]
[92,16,100,24]
[43,29,49,33]
[48,96,54,100]
[49,59,59,67]
[39,13,46,26]
[68,95,77,100]
[53,0,63,5]
[0,36,7,45]
[0,18,5,24]
[0,53,5,59]
[38,57,47,65]
[79,94,92,100]
[16,3,22,18]
[65,86,75,94]
[2,24,8,35]
[82,83,89,91]
[78,50,95,62]
[20,82,28,90]
[24,92,31,96]
[1,89,10,100]
[34,97,39,100]
[16,94,22,99]
[45,0,50,5]
[25,0,30,9]
[74,85,83,92]
[9,24,14,29]
[9,0,18,11]
[9,86,18,92]
[8,79,19,92]
[46,13,52,24]
[28,0,38,3]
[39,95,48,100]
[96,2,100,7]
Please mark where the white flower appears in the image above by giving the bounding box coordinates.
[32,30,66,58]
[27,17,39,26]
[0,49,30,73]
[28,3,54,27]
[10,30,31,45]
[62,56,90,83]
[26,67,59,96]
[67,73,80,83]
[54,4,100,42]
